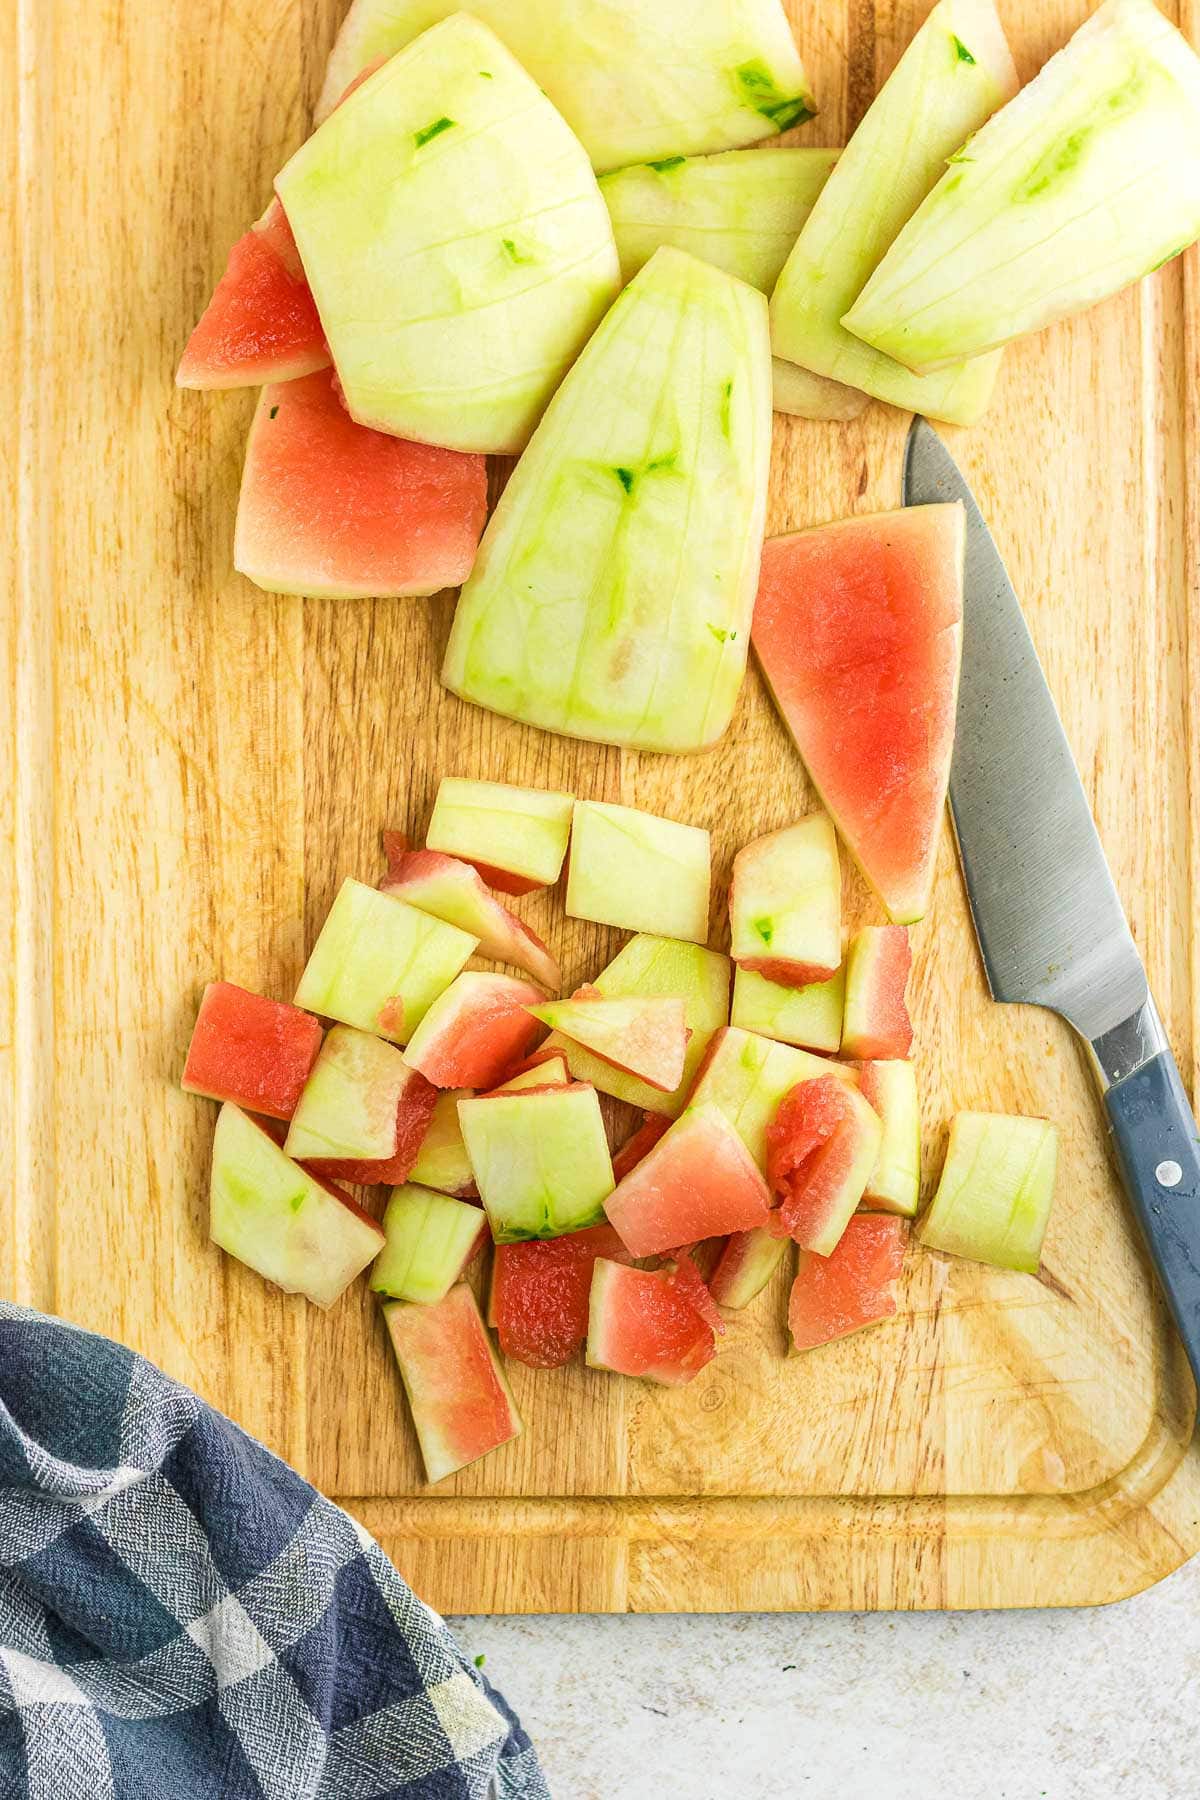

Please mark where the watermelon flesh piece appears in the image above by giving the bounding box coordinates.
[586,1259,716,1386]
[492,1223,632,1368]
[604,1103,772,1259]
[425,777,574,896]
[841,926,914,1061]
[441,246,773,754]
[234,369,487,600]
[752,505,965,925]
[766,1075,883,1256]
[177,199,330,390]
[210,1104,385,1307]
[402,972,545,1091]
[789,1214,908,1352]
[528,991,689,1094]
[409,1088,477,1196]
[314,0,815,174]
[383,1284,522,1483]
[709,1227,789,1309]
[182,981,323,1122]
[666,1252,726,1336]
[843,0,1200,372]
[381,847,560,991]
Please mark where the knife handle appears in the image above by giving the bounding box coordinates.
[1104,1045,1200,1392]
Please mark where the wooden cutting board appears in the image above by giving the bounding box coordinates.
[4,0,1199,1613]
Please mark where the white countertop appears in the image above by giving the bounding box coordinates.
[452,1553,1200,1797]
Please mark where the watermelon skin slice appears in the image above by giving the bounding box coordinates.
[441,246,772,754]
[752,505,965,925]
[383,1284,522,1483]
[492,1223,632,1369]
[283,1024,438,1184]
[380,847,560,991]
[766,1075,883,1256]
[425,778,574,895]
[604,1104,772,1259]
[709,1227,789,1309]
[177,199,330,391]
[788,1215,908,1352]
[409,1088,477,1197]
[182,981,323,1122]
[586,1259,716,1386]
[841,925,914,1061]
[234,370,487,600]
[402,972,545,1091]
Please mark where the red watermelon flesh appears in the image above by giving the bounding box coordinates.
[666,1253,726,1336]
[182,981,323,1121]
[234,369,488,599]
[752,505,964,925]
[586,1259,716,1387]
[465,861,543,898]
[611,1113,673,1183]
[492,1224,632,1369]
[841,925,913,1061]
[766,1075,883,1256]
[383,1285,521,1483]
[177,199,330,390]
[302,1064,439,1187]
[788,1215,908,1352]
[604,1104,772,1259]
[403,973,546,1092]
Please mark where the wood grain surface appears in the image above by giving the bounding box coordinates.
[4,0,1199,1612]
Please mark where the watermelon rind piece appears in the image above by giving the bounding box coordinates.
[566,801,711,944]
[181,981,323,1122]
[383,1284,522,1483]
[294,878,477,1045]
[284,1025,422,1164]
[315,0,816,174]
[528,994,688,1093]
[544,934,731,1119]
[426,777,574,893]
[603,1104,772,1258]
[441,246,772,753]
[210,1104,384,1307]
[458,1084,615,1241]
[688,1025,854,1174]
[586,1258,716,1386]
[844,0,1200,371]
[402,971,545,1091]
[278,15,620,454]
[770,359,870,422]
[769,0,1018,423]
[788,1214,908,1352]
[370,1183,487,1304]
[752,505,965,926]
[841,925,914,1062]
[234,371,488,600]
[858,1059,922,1218]
[918,1112,1059,1273]
[768,1075,884,1255]
[380,848,560,991]
[485,1053,570,1096]
[729,813,841,986]
[491,1223,632,1368]
[731,963,845,1054]
[409,1088,477,1195]
[709,1225,790,1308]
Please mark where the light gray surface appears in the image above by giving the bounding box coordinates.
[452,1554,1200,1798]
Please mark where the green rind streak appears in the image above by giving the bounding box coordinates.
[733,60,813,132]
[414,115,456,149]
[952,35,975,65]
[648,156,686,173]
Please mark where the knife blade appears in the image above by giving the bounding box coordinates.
[903,416,1200,1390]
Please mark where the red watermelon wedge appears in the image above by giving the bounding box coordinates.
[234,369,488,598]
[752,505,964,924]
[177,199,330,390]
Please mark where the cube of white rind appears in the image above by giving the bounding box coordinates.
[210,1104,384,1308]
[567,801,711,944]
[370,1185,487,1305]
[844,0,1200,372]
[918,1112,1059,1273]
[731,964,845,1054]
[769,0,1018,424]
[426,777,574,891]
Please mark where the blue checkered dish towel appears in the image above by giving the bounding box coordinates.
[0,1304,549,1800]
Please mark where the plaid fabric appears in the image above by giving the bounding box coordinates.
[0,1304,548,1800]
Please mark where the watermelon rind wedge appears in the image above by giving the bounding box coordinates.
[845,0,1200,371]
[425,777,574,894]
[277,14,620,455]
[770,358,870,423]
[441,246,772,753]
[458,1084,615,1242]
[383,1284,522,1483]
[918,1112,1059,1273]
[731,964,845,1054]
[370,1184,487,1305]
[314,0,816,174]
[284,1025,424,1165]
[566,800,712,944]
[409,1088,477,1196]
[858,1059,922,1219]
[769,0,1018,424]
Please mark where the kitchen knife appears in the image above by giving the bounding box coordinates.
[903,416,1200,1389]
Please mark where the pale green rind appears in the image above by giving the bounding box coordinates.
[284,1025,412,1163]
[316,0,816,174]
[844,0,1200,369]
[458,1086,615,1240]
[210,1104,383,1308]
[441,245,772,753]
[488,1055,569,1095]
[730,813,841,976]
[427,777,574,886]
[278,15,620,454]
[731,965,844,1054]
[918,1111,1059,1272]
[409,1088,475,1193]
[370,1183,486,1303]
[710,1225,790,1308]
[769,0,1017,423]
[601,148,839,290]
[294,879,477,1045]
[771,357,870,421]
[688,1026,853,1173]
[566,801,711,943]
[860,1059,921,1217]
[543,933,731,1118]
